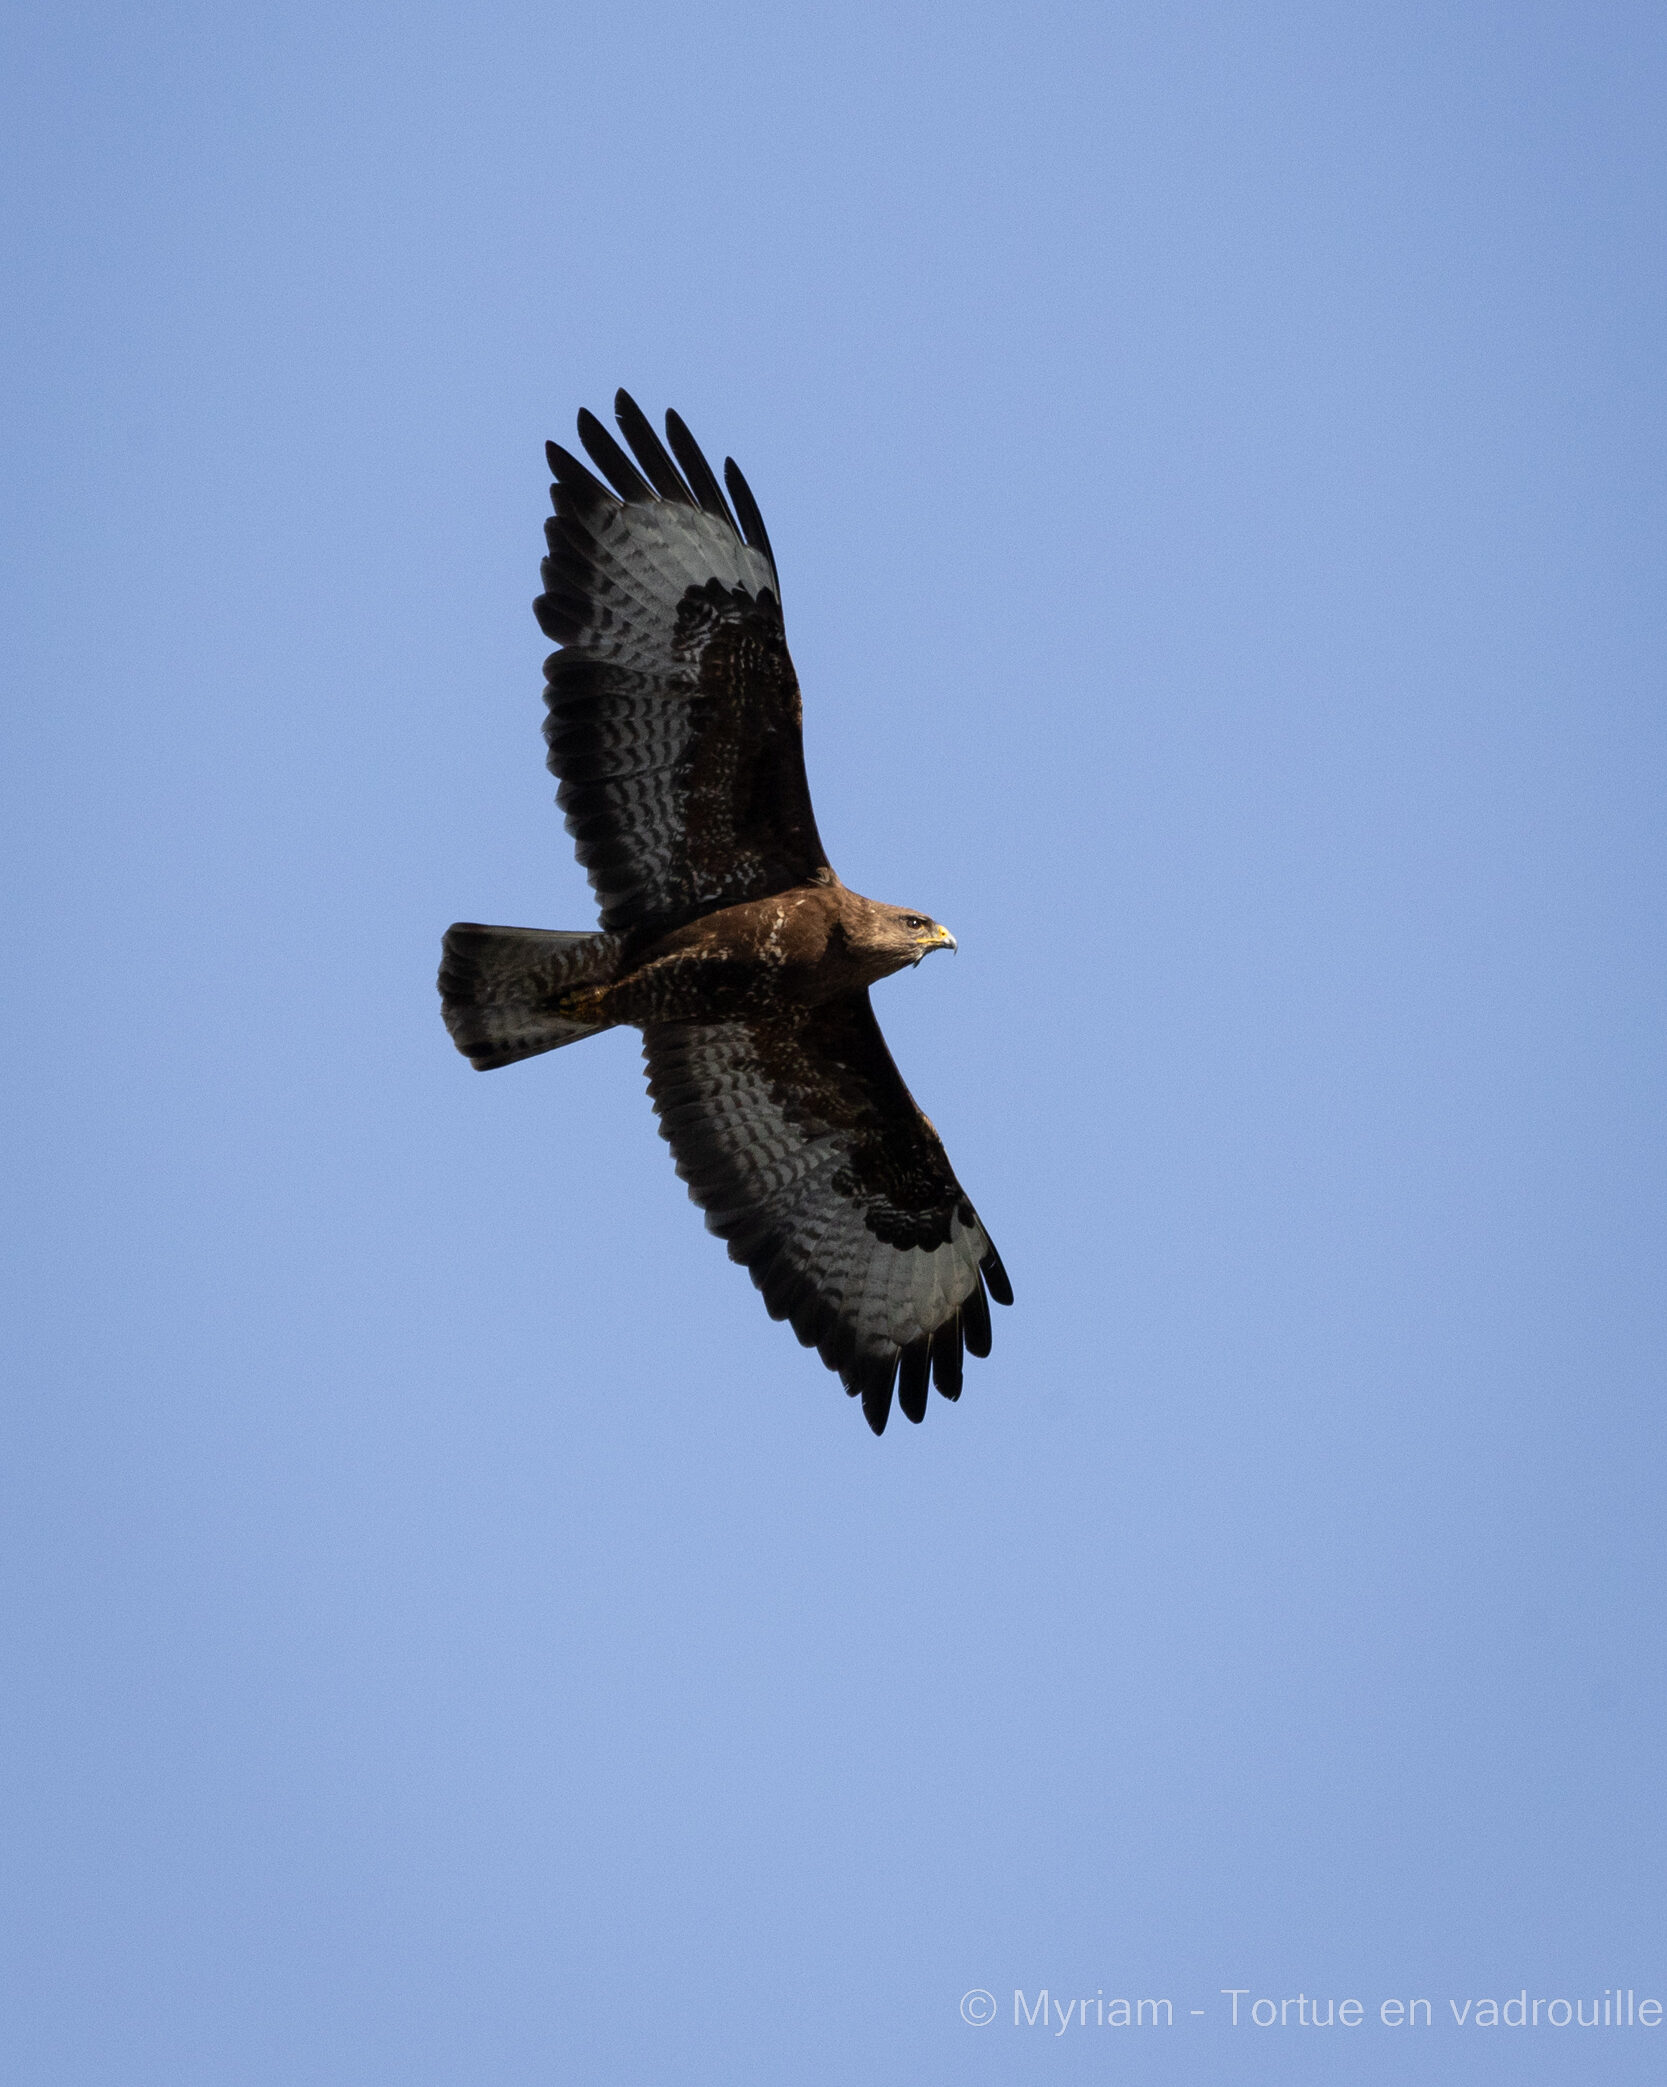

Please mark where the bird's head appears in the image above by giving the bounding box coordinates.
[898,909,958,965]
[845,898,957,980]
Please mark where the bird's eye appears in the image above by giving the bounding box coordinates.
[903,915,926,930]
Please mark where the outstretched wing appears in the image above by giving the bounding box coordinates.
[537,392,830,938]
[643,995,1012,1434]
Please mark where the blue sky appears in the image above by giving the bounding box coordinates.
[3,2,1664,2081]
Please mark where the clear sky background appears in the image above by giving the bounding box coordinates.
[4,3,1663,2082]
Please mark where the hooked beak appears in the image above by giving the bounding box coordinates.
[916,923,957,961]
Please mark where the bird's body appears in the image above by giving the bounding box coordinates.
[440,393,1010,1432]
[564,880,956,1027]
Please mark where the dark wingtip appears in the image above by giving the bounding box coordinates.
[980,1243,1014,1308]
[723,456,775,570]
[664,408,737,527]
[897,1339,931,1424]
[962,1275,993,1360]
[614,390,695,504]
[576,406,655,503]
[930,1316,964,1400]
[849,1349,898,1434]
[545,440,613,512]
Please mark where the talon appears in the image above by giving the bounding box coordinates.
[557,986,609,1024]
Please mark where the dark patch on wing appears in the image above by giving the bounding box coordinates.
[671,579,824,899]
[536,392,830,938]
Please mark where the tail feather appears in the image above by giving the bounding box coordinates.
[439,924,623,1069]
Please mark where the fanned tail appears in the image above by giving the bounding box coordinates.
[439,924,624,1069]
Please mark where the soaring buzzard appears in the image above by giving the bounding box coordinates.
[439,392,1011,1433]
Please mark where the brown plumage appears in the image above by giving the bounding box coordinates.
[439,392,1010,1433]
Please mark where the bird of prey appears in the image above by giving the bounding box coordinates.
[439,392,1010,1433]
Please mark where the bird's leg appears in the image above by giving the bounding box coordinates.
[554,983,613,1025]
